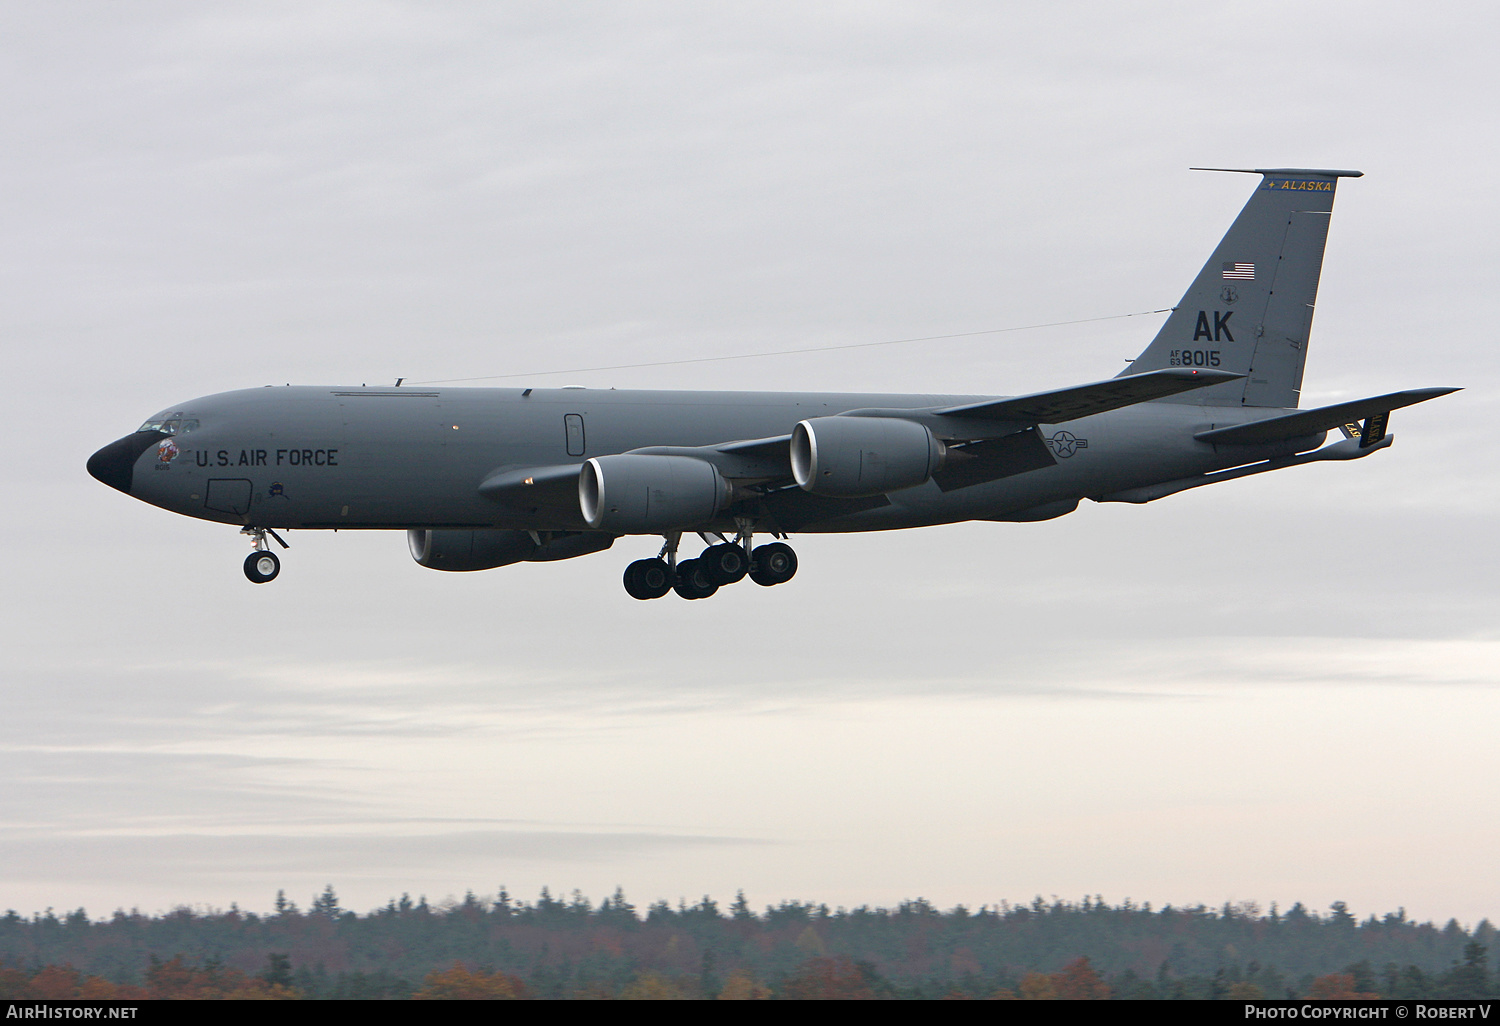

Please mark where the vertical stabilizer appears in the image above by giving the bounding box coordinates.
[1124,168,1361,409]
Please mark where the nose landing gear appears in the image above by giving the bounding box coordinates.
[244,550,281,583]
[240,526,289,584]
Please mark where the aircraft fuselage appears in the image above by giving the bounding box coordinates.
[102,384,1315,534]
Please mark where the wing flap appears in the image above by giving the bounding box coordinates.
[1194,388,1459,445]
[936,368,1244,422]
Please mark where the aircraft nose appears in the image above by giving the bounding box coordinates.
[87,431,162,494]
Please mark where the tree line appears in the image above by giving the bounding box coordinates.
[0,889,1494,999]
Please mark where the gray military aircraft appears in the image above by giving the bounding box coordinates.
[88,167,1456,600]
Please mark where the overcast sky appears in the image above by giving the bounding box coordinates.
[3,1,1498,926]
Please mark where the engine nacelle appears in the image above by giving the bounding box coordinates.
[408,529,614,571]
[408,529,533,571]
[791,416,946,497]
[579,454,730,532]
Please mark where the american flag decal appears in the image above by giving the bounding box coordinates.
[1222,262,1255,280]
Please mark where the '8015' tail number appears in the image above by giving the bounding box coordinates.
[1170,349,1221,368]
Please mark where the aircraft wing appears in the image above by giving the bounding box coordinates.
[626,435,794,480]
[1194,388,1459,445]
[475,371,1280,515]
[935,368,1243,422]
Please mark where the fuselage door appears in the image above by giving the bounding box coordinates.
[565,414,586,457]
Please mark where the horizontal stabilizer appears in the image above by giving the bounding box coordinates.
[1194,388,1459,445]
[1191,167,1364,178]
[937,368,1243,423]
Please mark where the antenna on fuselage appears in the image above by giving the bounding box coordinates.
[395,377,404,387]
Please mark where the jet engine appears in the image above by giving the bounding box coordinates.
[408,529,614,571]
[791,416,946,497]
[579,454,731,532]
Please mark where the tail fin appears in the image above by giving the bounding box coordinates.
[1124,167,1362,409]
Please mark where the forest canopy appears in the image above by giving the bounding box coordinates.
[1,889,1494,999]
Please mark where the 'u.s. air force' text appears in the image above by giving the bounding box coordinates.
[194,449,339,467]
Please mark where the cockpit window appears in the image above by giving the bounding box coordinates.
[136,417,198,435]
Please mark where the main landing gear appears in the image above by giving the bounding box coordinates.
[241,526,289,584]
[622,530,797,601]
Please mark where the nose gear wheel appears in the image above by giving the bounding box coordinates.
[244,550,281,583]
